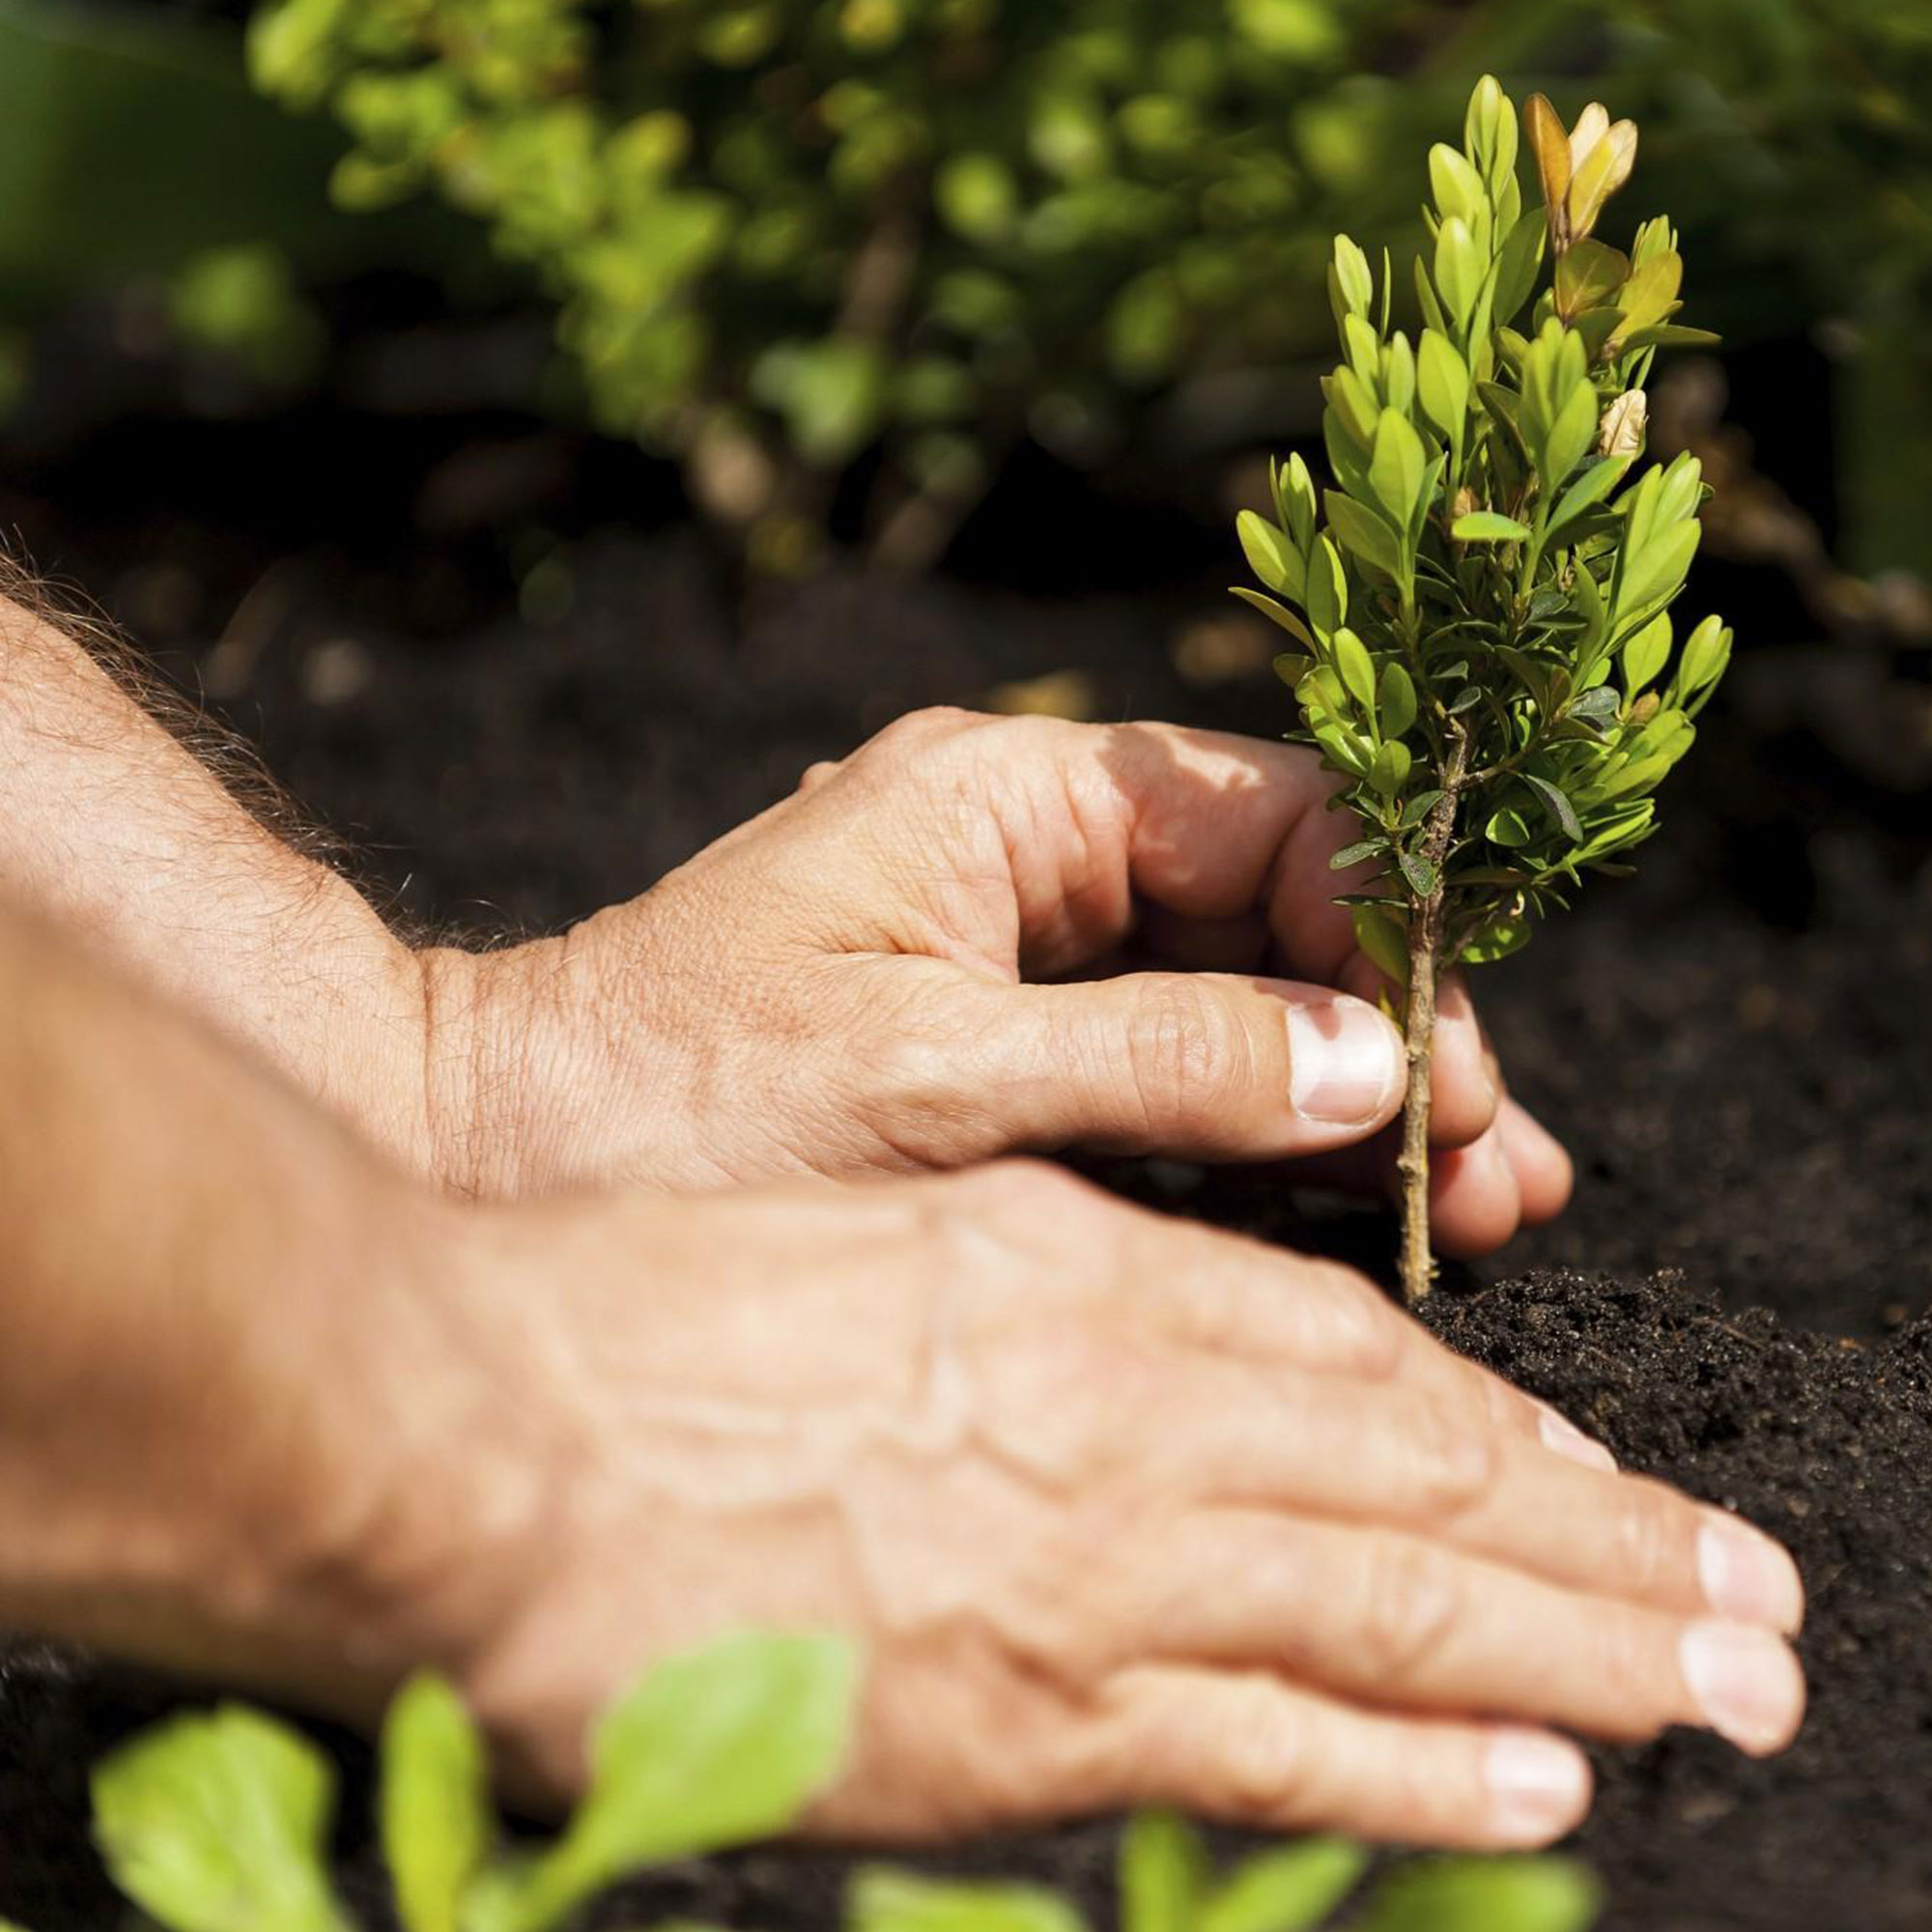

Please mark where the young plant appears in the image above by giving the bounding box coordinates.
[78,1631,857,1932]
[37,1637,1600,1932]
[852,1807,1601,1931]
[1236,75,1732,1300]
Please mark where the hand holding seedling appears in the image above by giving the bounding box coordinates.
[434,708,1568,1253]
[0,580,1562,1253]
[1239,80,1731,1297]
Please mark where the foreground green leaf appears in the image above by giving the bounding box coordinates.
[91,1705,352,1932]
[381,1673,495,1932]
[1350,1855,1602,1932]
[849,1869,1088,1932]
[490,1632,859,1932]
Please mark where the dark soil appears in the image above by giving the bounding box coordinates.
[2,376,1931,1928]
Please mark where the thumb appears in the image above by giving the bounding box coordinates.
[971,973,1406,1161]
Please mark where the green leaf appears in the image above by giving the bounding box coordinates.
[848,1869,1088,1932]
[1330,838,1391,870]
[1310,720,1372,777]
[934,153,1017,243]
[750,337,887,468]
[1435,216,1483,327]
[1332,628,1378,713]
[1332,234,1374,319]
[1542,381,1599,488]
[1120,1812,1208,1932]
[1198,1838,1371,1932]
[1616,323,1721,354]
[1368,739,1412,798]
[1416,330,1469,443]
[1553,238,1629,321]
[1380,332,1416,416]
[1351,904,1410,985]
[1378,662,1417,739]
[91,1706,352,1932]
[1370,410,1427,529]
[1459,917,1534,965]
[1304,536,1349,642]
[1675,614,1732,714]
[1350,1855,1602,1932]
[1521,775,1583,842]
[1544,456,1632,541]
[1567,686,1621,733]
[497,1634,858,1932]
[1446,685,1485,714]
[1452,511,1532,543]
[1399,849,1439,896]
[1490,207,1548,327]
[1236,509,1296,595]
[1231,587,1316,648]
[1325,492,1404,580]
[1486,808,1533,848]
[1620,612,1673,695]
[1617,519,1701,623]
[380,1674,493,1932]
[1272,652,1317,688]
[1399,788,1445,829]
[1428,143,1486,229]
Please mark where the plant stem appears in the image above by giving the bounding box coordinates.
[1399,718,1470,1303]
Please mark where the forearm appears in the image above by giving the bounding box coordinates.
[0,898,529,1713]
[0,584,438,1176]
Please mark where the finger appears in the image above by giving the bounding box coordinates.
[1117,1510,1805,1756]
[1427,1126,1523,1260]
[1089,1664,1592,1849]
[1110,1208,1582,1457]
[1128,903,1272,976]
[974,973,1406,1160]
[1336,960,1497,1149]
[1131,1354,1801,1631]
[1498,1096,1574,1226]
[1271,1116,1530,1260]
[927,719,1353,978]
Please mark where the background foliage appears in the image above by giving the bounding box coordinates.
[2,0,1929,579]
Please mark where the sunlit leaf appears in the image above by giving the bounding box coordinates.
[92,1707,351,1932]
[380,1674,494,1932]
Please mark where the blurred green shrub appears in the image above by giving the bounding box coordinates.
[246,0,1473,567]
[215,0,1929,579]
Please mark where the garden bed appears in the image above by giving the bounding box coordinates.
[1,397,1929,1927]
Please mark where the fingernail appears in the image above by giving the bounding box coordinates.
[1285,996,1403,1127]
[1484,1729,1590,1844]
[1679,1621,1805,1754]
[1537,1405,1617,1474]
[1698,1517,1804,1633]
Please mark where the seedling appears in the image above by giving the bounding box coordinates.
[43,1635,1600,1932]
[80,1631,857,1932]
[853,1808,1601,1931]
[1236,76,1731,1300]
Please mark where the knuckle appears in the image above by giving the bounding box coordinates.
[1301,1261,1408,1379]
[1593,1607,1669,1738]
[863,705,981,765]
[1214,1691,1316,1824]
[1400,1401,1499,1522]
[1354,1534,1464,1686]
[955,1155,1099,1227]
[1608,1481,1680,1599]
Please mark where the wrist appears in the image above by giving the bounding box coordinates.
[415,910,685,1200]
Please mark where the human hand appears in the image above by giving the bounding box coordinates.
[367,1161,1802,1848]
[424,712,1569,1254]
